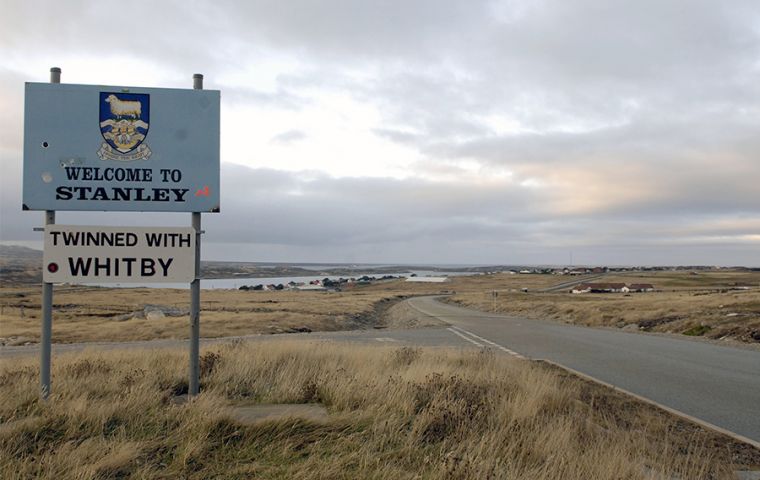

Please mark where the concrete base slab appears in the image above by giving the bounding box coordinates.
[735,471,760,480]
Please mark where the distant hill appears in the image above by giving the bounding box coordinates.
[0,245,43,260]
[0,245,42,284]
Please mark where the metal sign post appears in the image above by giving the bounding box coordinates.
[189,74,203,397]
[189,212,201,396]
[40,67,60,399]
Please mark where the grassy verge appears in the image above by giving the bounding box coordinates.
[0,285,431,344]
[447,271,760,344]
[1,342,757,478]
[448,289,760,343]
[0,273,558,344]
[2,271,759,344]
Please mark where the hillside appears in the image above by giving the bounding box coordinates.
[0,245,42,284]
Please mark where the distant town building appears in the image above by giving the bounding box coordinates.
[571,283,647,294]
[628,283,655,292]
[406,276,450,283]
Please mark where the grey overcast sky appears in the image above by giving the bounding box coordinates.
[1,0,759,266]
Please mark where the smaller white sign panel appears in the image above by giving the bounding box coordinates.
[43,225,196,283]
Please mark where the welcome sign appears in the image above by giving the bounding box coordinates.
[22,82,220,213]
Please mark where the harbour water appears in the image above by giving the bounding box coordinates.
[93,270,478,290]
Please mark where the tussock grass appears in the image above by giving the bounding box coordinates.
[0,287,414,343]
[0,341,745,479]
[450,289,760,343]
[3,271,758,344]
[0,272,555,344]
[604,271,760,290]
[450,271,760,343]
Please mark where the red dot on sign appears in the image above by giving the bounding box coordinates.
[47,263,58,273]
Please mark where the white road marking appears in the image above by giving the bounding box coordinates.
[374,337,398,342]
[446,327,485,347]
[448,326,525,359]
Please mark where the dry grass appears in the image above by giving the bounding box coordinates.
[604,270,760,290]
[450,289,760,343]
[0,274,554,344]
[449,271,760,344]
[0,285,418,344]
[3,271,759,345]
[2,341,754,479]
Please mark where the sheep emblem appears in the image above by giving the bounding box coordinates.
[105,94,142,119]
[98,92,151,161]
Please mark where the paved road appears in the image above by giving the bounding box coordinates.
[3,295,759,446]
[406,296,760,446]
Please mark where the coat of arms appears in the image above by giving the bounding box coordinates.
[97,92,151,161]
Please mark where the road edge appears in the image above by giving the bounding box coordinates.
[409,295,760,451]
[540,358,760,451]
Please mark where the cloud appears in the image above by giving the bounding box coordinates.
[270,129,307,145]
[0,68,27,155]
[1,1,759,265]
[207,164,760,264]
[2,162,759,265]
[223,85,310,111]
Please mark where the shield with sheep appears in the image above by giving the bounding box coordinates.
[98,92,151,159]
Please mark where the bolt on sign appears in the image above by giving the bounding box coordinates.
[43,225,196,283]
[23,83,220,213]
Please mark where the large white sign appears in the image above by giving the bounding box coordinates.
[43,225,196,283]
